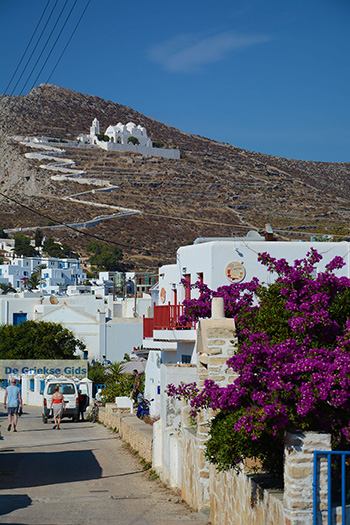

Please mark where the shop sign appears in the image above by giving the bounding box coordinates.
[0,360,87,378]
[225,261,246,283]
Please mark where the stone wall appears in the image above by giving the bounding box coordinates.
[181,425,209,510]
[179,301,239,512]
[98,404,153,464]
[284,431,331,525]
[210,466,284,525]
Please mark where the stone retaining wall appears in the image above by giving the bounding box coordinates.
[98,404,153,464]
[210,466,284,525]
[181,426,210,511]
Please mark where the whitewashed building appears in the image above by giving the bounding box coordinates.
[105,122,152,147]
[78,118,180,160]
[0,255,86,291]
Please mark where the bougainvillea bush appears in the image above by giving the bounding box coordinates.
[166,249,350,474]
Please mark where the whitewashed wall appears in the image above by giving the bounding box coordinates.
[153,363,196,488]
[105,318,143,362]
[98,140,180,159]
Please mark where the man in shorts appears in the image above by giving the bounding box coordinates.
[4,378,23,432]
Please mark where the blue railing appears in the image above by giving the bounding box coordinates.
[313,450,350,525]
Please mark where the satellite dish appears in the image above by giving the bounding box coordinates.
[49,295,59,305]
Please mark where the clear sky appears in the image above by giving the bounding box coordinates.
[1,0,349,162]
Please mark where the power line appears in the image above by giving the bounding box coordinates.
[29,0,79,92]
[4,0,51,95]
[0,191,130,249]
[46,0,91,84]
[19,0,69,96]
[10,0,59,96]
[1,188,347,242]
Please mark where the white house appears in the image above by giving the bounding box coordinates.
[0,255,86,291]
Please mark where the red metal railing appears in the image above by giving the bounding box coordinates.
[143,303,195,337]
[143,317,154,338]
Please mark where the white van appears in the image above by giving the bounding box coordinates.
[42,379,79,423]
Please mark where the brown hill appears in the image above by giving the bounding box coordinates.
[1,84,350,271]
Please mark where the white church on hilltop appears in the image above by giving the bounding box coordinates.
[77,118,180,159]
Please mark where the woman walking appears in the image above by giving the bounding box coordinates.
[50,385,66,430]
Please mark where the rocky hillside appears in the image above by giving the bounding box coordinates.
[1,84,350,271]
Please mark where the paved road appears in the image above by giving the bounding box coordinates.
[0,406,208,525]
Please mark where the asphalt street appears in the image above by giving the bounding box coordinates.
[0,406,208,524]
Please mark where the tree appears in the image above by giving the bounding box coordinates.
[127,136,140,145]
[14,234,36,257]
[42,238,76,258]
[88,360,142,404]
[87,241,123,271]
[0,228,8,239]
[101,362,142,403]
[88,362,106,385]
[0,321,85,359]
[23,265,46,290]
[34,229,43,248]
[152,141,164,148]
[168,250,350,474]
[0,283,16,294]
[96,133,109,142]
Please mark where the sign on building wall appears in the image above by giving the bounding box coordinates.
[225,261,246,283]
[0,360,87,379]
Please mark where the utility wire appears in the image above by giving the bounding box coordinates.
[10,0,59,96]
[30,0,78,92]
[46,0,91,84]
[4,0,51,95]
[0,191,130,249]
[20,0,68,96]
[0,189,347,242]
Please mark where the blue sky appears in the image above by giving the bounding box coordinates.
[1,0,349,162]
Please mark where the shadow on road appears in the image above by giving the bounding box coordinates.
[0,449,102,491]
[0,494,32,517]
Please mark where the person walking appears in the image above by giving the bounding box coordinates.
[50,385,66,430]
[132,369,140,404]
[4,378,23,432]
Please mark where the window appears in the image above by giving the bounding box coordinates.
[13,313,27,325]
[47,384,75,395]
[182,355,191,364]
[197,272,204,284]
[183,274,191,301]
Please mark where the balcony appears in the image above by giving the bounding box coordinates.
[143,303,196,338]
